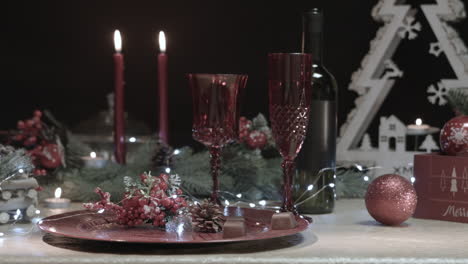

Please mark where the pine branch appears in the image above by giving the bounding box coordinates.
[447,88,468,115]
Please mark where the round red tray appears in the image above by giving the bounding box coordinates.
[38,207,310,244]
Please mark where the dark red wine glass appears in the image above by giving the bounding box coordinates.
[268,53,313,212]
[188,74,248,204]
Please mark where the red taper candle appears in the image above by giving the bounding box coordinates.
[157,31,169,144]
[113,30,126,164]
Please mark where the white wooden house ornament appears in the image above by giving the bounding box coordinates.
[338,0,468,179]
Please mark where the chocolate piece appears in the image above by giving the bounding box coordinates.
[223,220,246,238]
[271,212,297,230]
[225,216,245,222]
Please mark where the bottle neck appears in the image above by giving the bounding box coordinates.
[303,31,323,65]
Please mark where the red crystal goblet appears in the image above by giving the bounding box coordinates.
[188,74,248,204]
[268,53,313,213]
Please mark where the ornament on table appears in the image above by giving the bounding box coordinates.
[440,115,468,156]
[365,174,417,226]
[441,88,468,156]
[190,199,225,233]
[84,171,188,228]
[0,144,40,224]
[8,110,64,175]
[338,0,468,180]
[239,114,274,150]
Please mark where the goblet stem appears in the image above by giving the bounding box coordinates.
[281,159,296,213]
[209,146,221,205]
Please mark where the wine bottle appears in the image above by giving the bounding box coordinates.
[295,8,337,214]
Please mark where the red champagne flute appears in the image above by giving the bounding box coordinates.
[268,53,313,212]
[188,74,248,204]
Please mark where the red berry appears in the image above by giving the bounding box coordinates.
[140,173,148,182]
[159,173,169,182]
[26,120,34,127]
[138,199,148,207]
[34,110,42,118]
[176,189,183,195]
[17,121,25,129]
[246,130,268,149]
[161,198,172,208]
[159,182,168,191]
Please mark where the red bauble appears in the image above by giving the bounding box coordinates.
[365,174,417,226]
[440,115,468,156]
[30,143,62,169]
[246,130,267,149]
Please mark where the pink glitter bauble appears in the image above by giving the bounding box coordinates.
[365,174,417,226]
[440,115,468,156]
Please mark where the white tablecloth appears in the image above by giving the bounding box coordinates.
[0,199,467,264]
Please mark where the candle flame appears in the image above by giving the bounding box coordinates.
[114,30,122,52]
[159,31,166,52]
[90,152,97,159]
[55,187,62,199]
[415,118,423,126]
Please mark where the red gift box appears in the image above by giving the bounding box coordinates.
[413,153,468,223]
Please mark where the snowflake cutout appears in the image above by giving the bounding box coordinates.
[449,126,468,145]
[429,42,443,57]
[427,82,448,106]
[398,16,422,40]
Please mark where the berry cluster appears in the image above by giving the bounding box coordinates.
[10,110,63,175]
[14,110,44,147]
[239,116,268,149]
[84,172,188,228]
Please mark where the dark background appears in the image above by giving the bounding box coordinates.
[2,0,467,147]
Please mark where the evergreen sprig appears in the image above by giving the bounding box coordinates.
[447,88,468,115]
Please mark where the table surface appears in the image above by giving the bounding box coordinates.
[0,199,467,264]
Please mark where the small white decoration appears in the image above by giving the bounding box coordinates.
[398,15,422,40]
[450,167,458,197]
[379,115,406,152]
[429,42,443,56]
[419,135,440,152]
[359,134,373,151]
[427,82,449,105]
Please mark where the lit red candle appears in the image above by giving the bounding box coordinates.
[157,31,169,144]
[113,30,126,164]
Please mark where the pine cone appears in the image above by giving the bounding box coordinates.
[190,199,225,233]
[152,140,173,168]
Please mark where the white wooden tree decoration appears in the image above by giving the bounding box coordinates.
[338,0,468,179]
[419,135,439,152]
